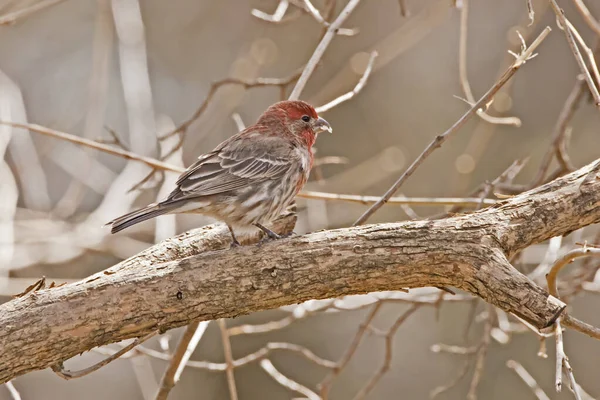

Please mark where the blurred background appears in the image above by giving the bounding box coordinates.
[1,0,600,399]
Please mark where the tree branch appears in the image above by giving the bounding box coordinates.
[1,158,600,383]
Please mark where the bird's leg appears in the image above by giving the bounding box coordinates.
[227,225,241,248]
[254,223,282,245]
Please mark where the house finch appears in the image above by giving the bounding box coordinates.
[106,100,332,246]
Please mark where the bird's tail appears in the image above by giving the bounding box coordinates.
[106,203,176,234]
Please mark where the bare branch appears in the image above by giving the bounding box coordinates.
[506,360,550,400]
[459,0,522,126]
[0,0,67,25]
[5,157,600,383]
[316,51,378,113]
[50,331,157,380]
[219,319,239,400]
[352,304,420,400]
[289,0,364,100]
[529,76,586,188]
[571,0,600,36]
[467,307,493,400]
[526,0,535,26]
[3,381,21,400]
[319,302,383,399]
[354,27,551,225]
[155,321,209,400]
[260,359,320,400]
[549,0,600,108]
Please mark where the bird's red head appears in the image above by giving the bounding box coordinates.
[259,100,332,148]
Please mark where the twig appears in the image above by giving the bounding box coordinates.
[316,51,378,113]
[430,344,478,355]
[0,122,181,173]
[506,360,550,400]
[430,361,471,398]
[562,313,600,340]
[228,301,335,336]
[251,0,291,23]
[549,0,600,107]
[218,319,238,400]
[459,0,521,126]
[353,26,551,225]
[529,76,586,188]
[292,0,358,35]
[352,304,420,400]
[300,191,497,206]
[0,0,67,25]
[51,331,157,380]
[137,341,336,371]
[547,248,600,298]
[319,302,383,399]
[571,0,600,36]
[260,359,320,400]
[565,22,600,98]
[466,307,493,400]
[4,381,21,400]
[162,71,303,141]
[155,321,209,400]
[526,0,535,26]
[288,0,363,100]
[555,319,566,392]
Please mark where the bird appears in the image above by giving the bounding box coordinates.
[106,100,332,247]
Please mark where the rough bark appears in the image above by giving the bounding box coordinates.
[0,159,599,384]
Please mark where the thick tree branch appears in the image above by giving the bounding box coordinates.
[1,159,600,383]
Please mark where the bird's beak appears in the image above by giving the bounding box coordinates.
[313,117,332,134]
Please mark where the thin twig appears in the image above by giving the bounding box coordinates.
[466,307,493,400]
[0,0,67,25]
[251,0,290,22]
[292,0,358,35]
[51,331,157,380]
[430,361,471,399]
[288,0,363,100]
[301,191,497,206]
[155,321,209,400]
[0,121,181,173]
[162,71,303,141]
[319,302,383,399]
[430,344,478,355]
[316,51,378,113]
[506,360,550,400]
[137,341,336,371]
[260,359,320,400]
[459,0,521,126]
[526,0,535,26]
[529,75,586,187]
[550,0,600,107]
[4,381,21,400]
[547,248,600,298]
[565,22,600,98]
[352,304,420,400]
[354,27,551,225]
[218,319,238,400]
[571,0,600,36]
[555,319,566,392]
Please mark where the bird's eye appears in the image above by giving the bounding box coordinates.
[301,115,311,122]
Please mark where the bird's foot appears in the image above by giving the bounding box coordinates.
[230,239,241,249]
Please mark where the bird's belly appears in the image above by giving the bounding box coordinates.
[224,181,296,226]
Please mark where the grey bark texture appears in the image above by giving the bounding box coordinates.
[1,159,599,383]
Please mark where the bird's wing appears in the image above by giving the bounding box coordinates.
[168,135,296,201]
